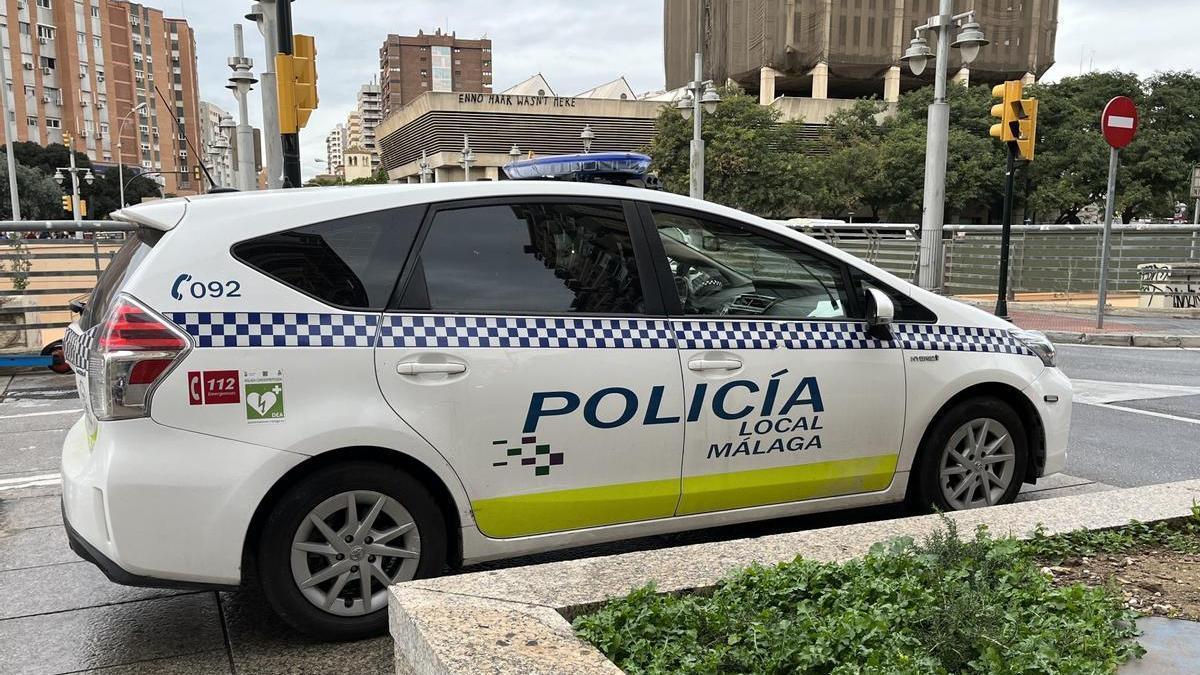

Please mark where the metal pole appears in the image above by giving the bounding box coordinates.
[276,0,301,188]
[230,25,257,191]
[916,0,953,291]
[249,1,283,189]
[690,51,704,199]
[1096,146,1119,329]
[1192,197,1199,260]
[994,142,1017,319]
[0,26,20,220]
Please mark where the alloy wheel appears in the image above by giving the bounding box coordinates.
[289,490,422,616]
[938,417,1017,509]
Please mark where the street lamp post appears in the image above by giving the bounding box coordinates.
[0,22,20,219]
[418,150,432,183]
[207,135,231,187]
[675,58,721,200]
[117,102,148,209]
[54,135,95,235]
[580,125,595,154]
[227,24,258,192]
[246,1,283,189]
[900,1,988,291]
[459,135,475,182]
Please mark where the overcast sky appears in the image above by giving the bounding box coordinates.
[164,0,1198,180]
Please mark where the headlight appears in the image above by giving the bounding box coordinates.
[1010,328,1056,367]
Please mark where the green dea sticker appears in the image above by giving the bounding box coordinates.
[243,370,285,423]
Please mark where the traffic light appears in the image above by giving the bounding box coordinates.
[989,80,1038,161]
[79,199,87,216]
[61,195,72,212]
[276,34,318,133]
[192,164,201,182]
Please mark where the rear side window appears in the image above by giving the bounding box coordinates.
[398,202,647,315]
[82,227,161,329]
[233,206,424,310]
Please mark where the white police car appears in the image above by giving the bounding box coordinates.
[60,180,1070,639]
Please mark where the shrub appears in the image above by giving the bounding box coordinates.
[574,521,1143,674]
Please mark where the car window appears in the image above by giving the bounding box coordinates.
[81,227,161,330]
[849,267,938,323]
[399,202,646,314]
[233,206,424,310]
[651,209,853,319]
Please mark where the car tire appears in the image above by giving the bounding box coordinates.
[911,397,1028,512]
[256,461,446,641]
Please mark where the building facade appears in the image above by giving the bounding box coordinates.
[324,122,345,176]
[356,82,381,170]
[664,0,1058,101]
[0,0,202,195]
[378,29,492,117]
[198,100,233,188]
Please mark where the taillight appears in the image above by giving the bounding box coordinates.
[87,294,190,421]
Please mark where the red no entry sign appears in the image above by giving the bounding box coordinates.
[1101,96,1138,149]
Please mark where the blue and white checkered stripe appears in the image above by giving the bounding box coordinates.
[168,312,378,348]
[378,315,676,349]
[894,324,1032,355]
[673,320,887,350]
[63,326,92,370]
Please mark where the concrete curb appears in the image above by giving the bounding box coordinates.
[389,479,1200,674]
[1044,331,1200,348]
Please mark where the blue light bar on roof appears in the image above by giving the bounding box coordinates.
[502,152,651,180]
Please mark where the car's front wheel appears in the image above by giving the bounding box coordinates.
[257,461,446,640]
[912,397,1029,511]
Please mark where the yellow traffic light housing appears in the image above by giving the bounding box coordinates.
[277,34,318,133]
[989,80,1037,161]
[61,195,72,212]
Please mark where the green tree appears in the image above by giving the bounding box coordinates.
[305,175,344,187]
[646,85,815,218]
[0,152,66,219]
[82,167,162,218]
[347,169,389,185]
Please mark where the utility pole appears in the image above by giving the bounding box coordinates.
[276,0,301,187]
[247,1,283,189]
[227,24,258,191]
[994,142,1017,319]
[0,24,19,219]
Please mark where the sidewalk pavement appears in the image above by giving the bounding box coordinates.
[956,298,1200,347]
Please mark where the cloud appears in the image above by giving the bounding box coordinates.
[172,0,663,180]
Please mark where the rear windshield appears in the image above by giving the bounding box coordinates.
[80,228,162,329]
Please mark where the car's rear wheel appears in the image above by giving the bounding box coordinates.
[912,397,1028,511]
[257,461,446,640]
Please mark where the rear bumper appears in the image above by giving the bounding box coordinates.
[60,415,305,587]
[62,498,236,591]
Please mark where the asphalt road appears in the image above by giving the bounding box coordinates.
[1055,344,1200,488]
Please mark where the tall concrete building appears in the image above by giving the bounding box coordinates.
[664,0,1057,102]
[325,122,345,176]
[378,28,492,116]
[356,82,381,170]
[0,0,203,195]
[198,100,233,188]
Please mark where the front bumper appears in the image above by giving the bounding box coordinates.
[60,415,305,587]
[1024,366,1072,477]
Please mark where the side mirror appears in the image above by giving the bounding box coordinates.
[865,287,894,338]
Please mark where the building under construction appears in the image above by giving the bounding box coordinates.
[664,0,1058,102]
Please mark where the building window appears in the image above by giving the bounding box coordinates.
[45,117,61,128]
[36,25,55,40]
[39,56,55,69]
[23,85,34,96]
[93,36,101,48]
[44,86,60,103]
[77,31,85,45]
[18,23,30,36]
[79,63,88,77]
[26,116,37,127]
[37,0,51,8]
[100,122,109,134]
[430,45,452,92]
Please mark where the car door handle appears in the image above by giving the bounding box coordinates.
[396,362,467,376]
[688,358,743,372]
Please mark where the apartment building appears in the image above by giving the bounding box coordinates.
[357,81,380,170]
[0,0,202,195]
[378,28,492,116]
[324,121,345,176]
[198,100,232,188]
